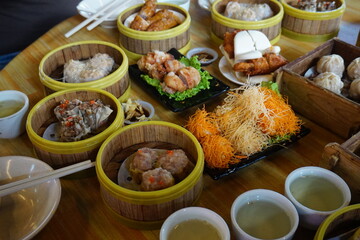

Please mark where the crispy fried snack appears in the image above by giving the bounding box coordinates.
[233,53,288,75]
[147,17,179,31]
[138,0,157,19]
[129,15,150,31]
[223,30,243,59]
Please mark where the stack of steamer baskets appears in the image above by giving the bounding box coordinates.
[280,0,346,42]
[39,40,131,102]
[117,3,191,60]
[210,0,284,45]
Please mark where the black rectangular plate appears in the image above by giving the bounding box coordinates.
[128,48,230,112]
[205,125,311,180]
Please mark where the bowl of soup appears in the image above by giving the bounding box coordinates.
[160,207,230,240]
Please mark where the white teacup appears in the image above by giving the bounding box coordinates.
[0,90,29,139]
[284,166,351,230]
[231,189,299,240]
[160,207,230,240]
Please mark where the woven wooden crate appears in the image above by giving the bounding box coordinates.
[39,41,130,99]
[118,3,191,59]
[277,38,360,139]
[281,0,345,42]
[320,130,360,204]
[211,0,283,44]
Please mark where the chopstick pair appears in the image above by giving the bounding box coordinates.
[0,160,95,197]
[65,0,132,38]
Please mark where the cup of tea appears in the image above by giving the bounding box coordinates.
[160,207,230,240]
[0,90,29,139]
[231,189,299,240]
[284,166,351,230]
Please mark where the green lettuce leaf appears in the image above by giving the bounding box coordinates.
[140,56,212,101]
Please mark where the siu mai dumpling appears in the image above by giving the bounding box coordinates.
[316,54,345,78]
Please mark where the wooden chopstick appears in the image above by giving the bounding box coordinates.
[0,160,95,197]
[65,0,120,38]
[86,0,133,31]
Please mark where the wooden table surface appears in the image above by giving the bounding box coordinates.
[0,0,359,239]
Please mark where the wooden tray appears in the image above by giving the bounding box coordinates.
[320,130,360,204]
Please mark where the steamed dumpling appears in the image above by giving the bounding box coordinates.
[313,72,344,94]
[349,78,360,101]
[316,54,345,78]
[347,57,360,80]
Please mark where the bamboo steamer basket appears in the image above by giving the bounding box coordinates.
[314,204,360,239]
[39,41,131,102]
[96,121,204,229]
[26,88,124,169]
[117,3,191,61]
[211,0,284,45]
[281,0,345,42]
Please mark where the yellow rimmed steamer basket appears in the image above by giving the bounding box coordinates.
[211,0,284,45]
[281,0,346,42]
[26,88,124,169]
[96,121,204,229]
[117,3,191,61]
[39,41,131,102]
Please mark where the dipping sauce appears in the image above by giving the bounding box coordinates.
[290,175,344,211]
[0,100,24,118]
[193,52,214,64]
[236,201,292,239]
[167,219,221,240]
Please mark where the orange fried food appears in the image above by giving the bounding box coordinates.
[223,30,243,59]
[130,15,150,31]
[263,53,288,72]
[148,9,177,24]
[138,0,157,19]
[147,17,179,31]
[233,53,288,76]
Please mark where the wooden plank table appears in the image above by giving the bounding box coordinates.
[0,0,359,239]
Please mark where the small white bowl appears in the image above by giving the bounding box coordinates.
[231,189,299,240]
[186,47,219,66]
[0,156,61,240]
[285,166,351,230]
[0,90,29,139]
[160,206,230,240]
[123,100,155,125]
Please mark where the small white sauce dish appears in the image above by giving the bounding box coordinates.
[186,47,219,66]
[122,99,155,125]
[160,206,230,240]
